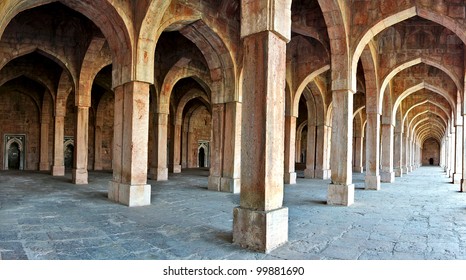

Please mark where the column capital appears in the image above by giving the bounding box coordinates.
[241,0,291,41]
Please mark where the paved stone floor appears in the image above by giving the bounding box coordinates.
[1,166,465,260]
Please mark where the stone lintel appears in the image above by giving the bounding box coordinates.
[365,175,381,190]
[72,168,88,184]
[233,206,288,253]
[327,184,354,206]
[284,172,297,184]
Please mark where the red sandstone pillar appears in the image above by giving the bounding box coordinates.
[233,0,291,253]
[109,81,151,206]
[365,112,381,190]
[39,114,50,171]
[221,101,241,193]
[72,106,89,184]
[284,115,297,184]
[149,113,169,180]
[208,103,225,190]
[52,114,65,176]
[169,122,182,173]
[381,123,395,183]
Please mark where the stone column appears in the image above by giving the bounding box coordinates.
[39,114,50,171]
[327,89,355,205]
[353,136,364,173]
[453,124,463,184]
[394,131,403,177]
[72,106,89,184]
[304,123,316,178]
[445,135,450,174]
[169,122,182,173]
[208,104,225,191]
[109,81,151,207]
[365,112,380,190]
[181,125,188,168]
[220,101,241,193]
[149,113,169,181]
[380,123,395,182]
[52,114,65,176]
[449,132,455,177]
[94,124,103,170]
[315,124,331,179]
[284,115,297,184]
[461,116,466,191]
[403,134,410,174]
[233,0,290,253]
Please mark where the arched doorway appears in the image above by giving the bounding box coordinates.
[64,137,74,170]
[8,142,20,170]
[4,135,25,170]
[199,147,205,167]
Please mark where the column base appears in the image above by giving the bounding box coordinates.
[108,181,151,207]
[208,175,221,191]
[284,172,297,184]
[460,179,466,192]
[453,173,462,184]
[169,164,181,173]
[233,206,288,253]
[327,184,354,206]
[149,167,168,181]
[72,168,88,184]
[315,169,331,180]
[221,177,240,193]
[381,171,395,183]
[402,167,409,174]
[409,166,413,172]
[353,166,364,173]
[304,168,315,179]
[52,165,65,176]
[365,175,380,190]
[39,162,50,171]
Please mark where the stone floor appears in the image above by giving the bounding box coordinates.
[0,166,465,260]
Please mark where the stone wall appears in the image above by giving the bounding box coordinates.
[422,138,440,166]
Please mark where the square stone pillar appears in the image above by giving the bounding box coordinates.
[233,0,291,252]
[365,112,381,190]
[169,122,182,173]
[315,124,331,179]
[109,81,151,207]
[149,113,169,181]
[353,136,364,173]
[328,90,355,205]
[220,101,242,193]
[208,104,225,191]
[284,115,297,184]
[39,115,50,171]
[52,115,65,176]
[394,131,403,177]
[72,106,89,184]
[453,125,463,184]
[403,135,410,174]
[304,123,316,178]
[381,123,395,183]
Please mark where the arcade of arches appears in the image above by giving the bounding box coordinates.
[1,0,466,253]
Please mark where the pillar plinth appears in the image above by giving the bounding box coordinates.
[149,167,168,181]
[460,179,466,192]
[109,183,150,207]
[327,184,354,206]
[169,164,182,173]
[353,166,364,173]
[72,168,88,184]
[233,207,288,253]
[304,168,315,178]
[453,173,462,184]
[394,168,403,177]
[315,169,331,180]
[52,165,65,176]
[381,171,395,183]
[221,177,241,193]
[284,172,297,184]
[365,175,380,190]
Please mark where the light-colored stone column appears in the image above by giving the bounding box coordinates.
[353,136,364,173]
[220,101,241,193]
[39,114,50,171]
[169,123,182,173]
[208,104,225,191]
[365,112,380,190]
[409,138,414,172]
[94,124,103,170]
[381,123,395,182]
[394,131,403,177]
[233,0,290,253]
[453,124,463,184]
[149,113,169,181]
[449,132,455,177]
[72,106,89,184]
[328,89,355,205]
[461,116,466,191]
[181,125,188,168]
[403,134,410,174]
[315,124,331,179]
[108,81,151,207]
[284,115,297,184]
[52,114,65,176]
[304,123,316,178]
